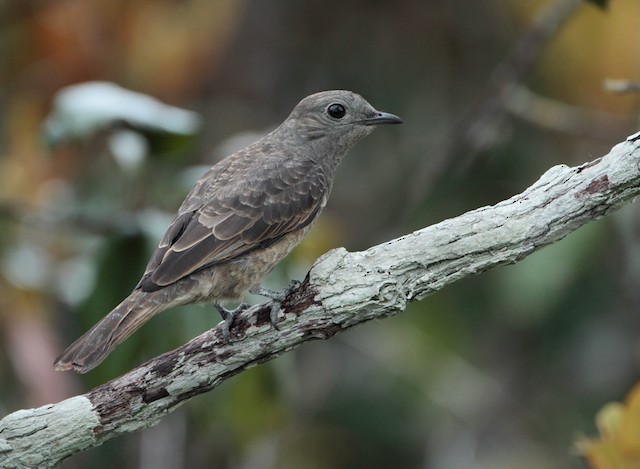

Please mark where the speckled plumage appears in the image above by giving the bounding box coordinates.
[54,90,402,373]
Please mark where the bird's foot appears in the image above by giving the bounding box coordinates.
[253,280,301,302]
[214,302,249,341]
[251,280,301,329]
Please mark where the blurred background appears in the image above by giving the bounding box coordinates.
[1,0,639,468]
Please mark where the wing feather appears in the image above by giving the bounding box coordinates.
[138,157,327,291]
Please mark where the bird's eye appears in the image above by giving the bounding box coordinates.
[327,103,346,119]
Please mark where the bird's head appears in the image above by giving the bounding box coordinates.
[285,90,402,158]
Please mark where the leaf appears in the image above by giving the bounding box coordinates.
[585,0,608,9]
[578,383,640,468]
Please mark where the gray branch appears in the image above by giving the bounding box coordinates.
[2,135,640,468]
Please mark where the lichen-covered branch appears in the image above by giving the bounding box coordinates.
[2,135,640,468]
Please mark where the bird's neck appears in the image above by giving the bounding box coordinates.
[267,123,347,171]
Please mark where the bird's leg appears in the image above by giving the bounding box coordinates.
[214,302,249,340]
[251,280,301,329]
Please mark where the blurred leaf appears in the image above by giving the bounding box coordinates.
[585,0,608,9]
[43,81,201,146]
[578,383,640,467]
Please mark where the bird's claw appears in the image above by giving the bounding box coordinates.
[252,279,300,302]
[269,303,282,331]
[251,280,301,330]
[216,281,299,336]
[286,279,302,293]
[215,303,249,341]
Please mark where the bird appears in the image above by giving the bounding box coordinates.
[53,90,402,373]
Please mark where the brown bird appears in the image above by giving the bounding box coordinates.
[54,90,402,373]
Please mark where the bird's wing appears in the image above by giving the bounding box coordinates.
[137,158,327,291]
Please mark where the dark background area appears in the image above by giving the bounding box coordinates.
[1,1,639,468]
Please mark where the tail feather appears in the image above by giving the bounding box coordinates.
[54,291,163,374]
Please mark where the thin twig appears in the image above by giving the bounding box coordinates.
[405,0,585,214]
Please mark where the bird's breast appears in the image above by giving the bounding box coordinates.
[188,225,314,302]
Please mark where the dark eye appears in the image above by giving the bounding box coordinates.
[327,103,346,119]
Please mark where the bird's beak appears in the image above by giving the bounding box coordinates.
[362,111,403,126]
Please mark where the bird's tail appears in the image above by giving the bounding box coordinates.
[54,290,165,374]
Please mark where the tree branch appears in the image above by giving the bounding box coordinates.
[2,134,640,468]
